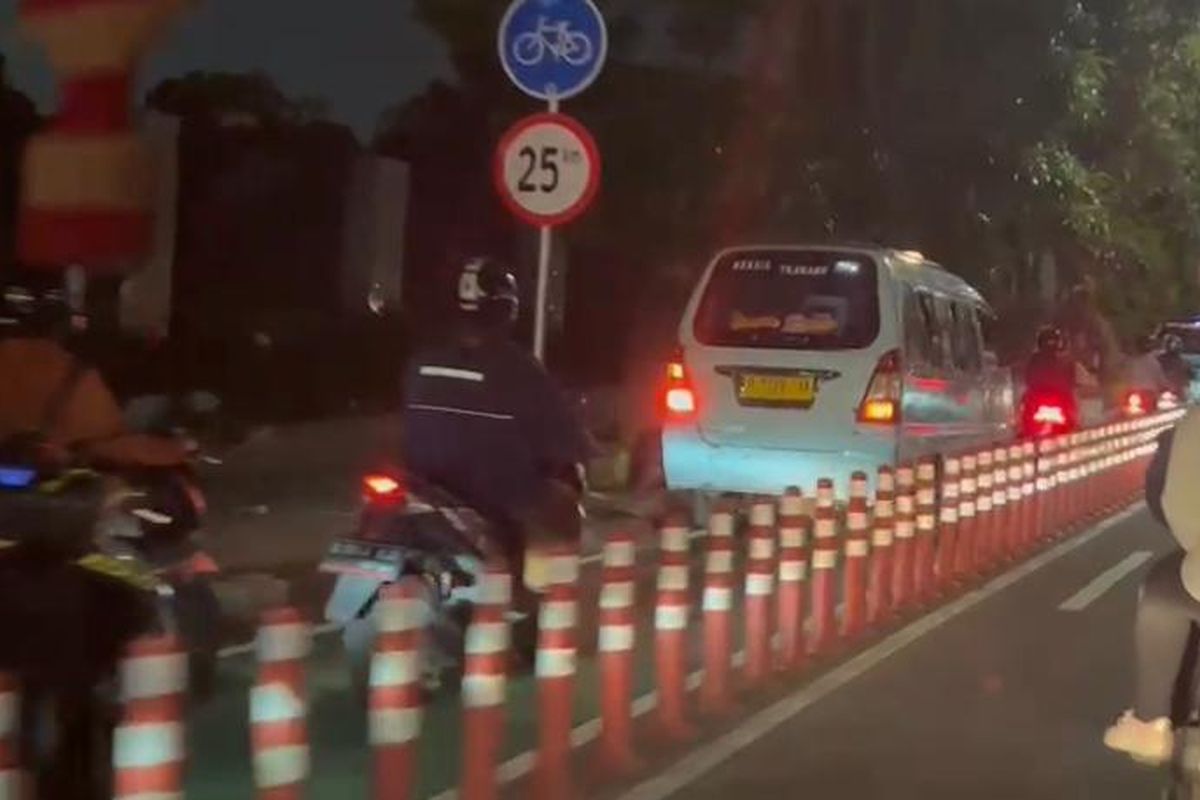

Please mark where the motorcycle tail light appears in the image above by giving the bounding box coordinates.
[1032,404,1067,426]
[363,473,407,508]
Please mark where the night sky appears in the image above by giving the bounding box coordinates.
[0,0,454,139]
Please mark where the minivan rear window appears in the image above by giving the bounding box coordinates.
[693,249,880,350]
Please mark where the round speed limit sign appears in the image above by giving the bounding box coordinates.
[494,112,601,227]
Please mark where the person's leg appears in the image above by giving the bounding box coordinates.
[1134,552,1198,720]
[1107,551,1199,762]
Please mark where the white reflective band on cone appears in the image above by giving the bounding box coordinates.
[369,707,422,745]
[917,514,935,530]
[599,625,635,652]
[661,528,689,552]
[536,648,576,678]
[254,745,310,788]
[479,573,512,606]
[655,605,689,630]
[1008,488,1022,501]
[709,513,736,538]
[872,530,894,547]
[917,463,936,480]
[251,683,305,724]
[703,587,733,611]
[539,600,577,631]
[370,651,420,688]
[943,484,959,500]
[815,520,837,539]
[993,491,1007,507]
[1022,483,1034,498]
[749,538,775,560]
[812,549,837,569]
[897,496,915,514]
[875,499,894,517]
[658,564,689,591]
[112,722,183,768]
[846,539,869,557]
[750,504,775,527]
[779,560,807,581]
[604,541,636,567]
[977,495,992,512]
[917,489,935,506]
[257,624,312,663]
[847,512,868,530]
[376,597,429,633]
[895,521,915,539]
[600,582,635,609]
[464,622,509,655]
[779,527,806,548]
[940,508,958,524]
[462,675,506,707]
[745,573,774,596]
[120,653,187,700]
[960,502,976,518]
[706,551,734,573]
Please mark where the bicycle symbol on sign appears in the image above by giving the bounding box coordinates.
[512,16,595,67]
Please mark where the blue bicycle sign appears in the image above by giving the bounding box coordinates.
[499,0,608,102]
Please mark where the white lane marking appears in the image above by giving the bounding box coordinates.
[611,505,1144,800]
[1058,550,1153,611]
[427,649,748,800]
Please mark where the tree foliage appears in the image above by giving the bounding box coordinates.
[398,0,1200,363]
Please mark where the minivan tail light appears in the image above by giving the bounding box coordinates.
[858,349,902,425]
[663,352,698,420]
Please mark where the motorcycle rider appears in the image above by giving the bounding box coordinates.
[1159,334,1193,399]
[0,272,187,467]
[401,257,591,589]
[1025,325,1075,397]
[1124,334,1173,401]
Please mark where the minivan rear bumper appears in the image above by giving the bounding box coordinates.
[662,426,897,498]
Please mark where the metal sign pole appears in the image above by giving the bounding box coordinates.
[533,95,560,362]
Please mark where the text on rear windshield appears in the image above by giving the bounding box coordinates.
[694,251,881,350]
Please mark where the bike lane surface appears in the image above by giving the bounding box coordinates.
[619,507,1174,800]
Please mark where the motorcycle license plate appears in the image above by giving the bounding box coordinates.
[319,539,404,580]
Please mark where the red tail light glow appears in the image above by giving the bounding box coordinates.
[858,350,902,425]
[1125,392,1147,416]
[666,386,697,415]
[363,473,406,506]
[1032,404,1067,426]
[663,352,698,420]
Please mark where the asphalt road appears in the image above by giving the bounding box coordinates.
[613,506,1180,800]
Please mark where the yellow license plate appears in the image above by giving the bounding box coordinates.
[76,553,160,592]
[739,374,816,405]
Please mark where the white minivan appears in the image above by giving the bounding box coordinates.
[661,244,1014,497]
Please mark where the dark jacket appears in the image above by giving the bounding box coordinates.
[401,334,590,526]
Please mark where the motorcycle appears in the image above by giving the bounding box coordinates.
[0,443,218,797]
[321,466,586,695]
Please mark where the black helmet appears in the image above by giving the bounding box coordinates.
[1036,325,1065,354]
[1164,333,1184,354]
[457,257,519,324]
[0,274,70,337]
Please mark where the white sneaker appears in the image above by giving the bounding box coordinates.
[1104,710,1174,764]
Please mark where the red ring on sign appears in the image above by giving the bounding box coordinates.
[493,111,601,228]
